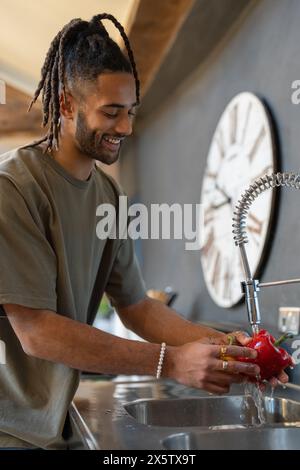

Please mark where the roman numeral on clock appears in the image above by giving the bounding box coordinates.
[214,128,225,160]
[211,250,221,293]
[204,206,214,225]
[241,101,252,145]
[202,229,215,259]
[248,212,264,246]
[229,103,238,145]
[248,126,266,163]
[223,262,232,301]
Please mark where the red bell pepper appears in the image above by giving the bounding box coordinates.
[240,330,294,381]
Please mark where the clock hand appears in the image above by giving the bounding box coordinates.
[211,199,231,210]
[211,183,232,209]
[215,182,232,203]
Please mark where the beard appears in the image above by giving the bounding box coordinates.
[74,110,121,165]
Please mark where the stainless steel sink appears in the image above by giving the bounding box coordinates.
[163,427,300,450]
[124,395,300,428]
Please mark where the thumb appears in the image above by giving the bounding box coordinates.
[231,331,252,346]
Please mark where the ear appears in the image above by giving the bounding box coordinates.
[59,91,76,120]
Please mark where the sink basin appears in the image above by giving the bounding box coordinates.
[163,427,300,450]
[124,395,300,428]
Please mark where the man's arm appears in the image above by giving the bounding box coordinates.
[4,304,165,376]
[117,296,227,345]
[4,303,260,394]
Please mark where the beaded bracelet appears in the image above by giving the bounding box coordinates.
[156,342,166,379]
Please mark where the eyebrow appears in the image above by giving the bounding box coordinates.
[101,102,138,109]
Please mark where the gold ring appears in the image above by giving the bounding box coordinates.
[222,360,228,371]
[226,334,236,345]
[220,345,227,359]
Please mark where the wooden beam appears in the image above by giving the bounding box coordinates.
[128,0,195,96]
[137,0,256,121]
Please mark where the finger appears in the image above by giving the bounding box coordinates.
[211,345,257,360]
[200,334,229,345]
[210,371,245,385]
[278,371,289,383]
[224,334,237,345]
[198,336,221,345]
[204,383,230,395]
[215,359,260,377]
[233,331,252,346]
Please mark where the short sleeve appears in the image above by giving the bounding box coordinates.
[105,236,147,309]
[0,177,57,311]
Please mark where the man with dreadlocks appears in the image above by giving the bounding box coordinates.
[0,14,285,449]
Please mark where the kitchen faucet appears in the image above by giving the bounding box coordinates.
[232,172,300,334]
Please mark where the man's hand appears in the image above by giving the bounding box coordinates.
[197,330,290,388]
[166,341,259,394]
[229,330,290,387]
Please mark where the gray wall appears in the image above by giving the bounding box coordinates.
[124,0,300,333]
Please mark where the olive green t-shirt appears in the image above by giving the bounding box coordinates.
[0,143,146,449]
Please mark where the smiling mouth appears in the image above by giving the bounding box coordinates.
[101,135,123,152]
[103,136,122,145]
[101,135,124,152]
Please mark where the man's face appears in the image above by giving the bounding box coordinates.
[71,72,137,165]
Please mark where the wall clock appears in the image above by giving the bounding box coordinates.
[200,92,277,308]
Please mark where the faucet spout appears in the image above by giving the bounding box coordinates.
[241,279,261,328]
[251,324,260,335]
[232,172,300,331]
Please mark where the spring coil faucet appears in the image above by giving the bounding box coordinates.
[232,172,300,334]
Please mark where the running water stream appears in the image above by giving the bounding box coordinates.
[243,381,267,426]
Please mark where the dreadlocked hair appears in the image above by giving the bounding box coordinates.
[28,14,140,153]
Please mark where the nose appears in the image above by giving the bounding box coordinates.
[114,114,133,137]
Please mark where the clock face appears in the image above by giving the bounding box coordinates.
[200,92,276,308]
